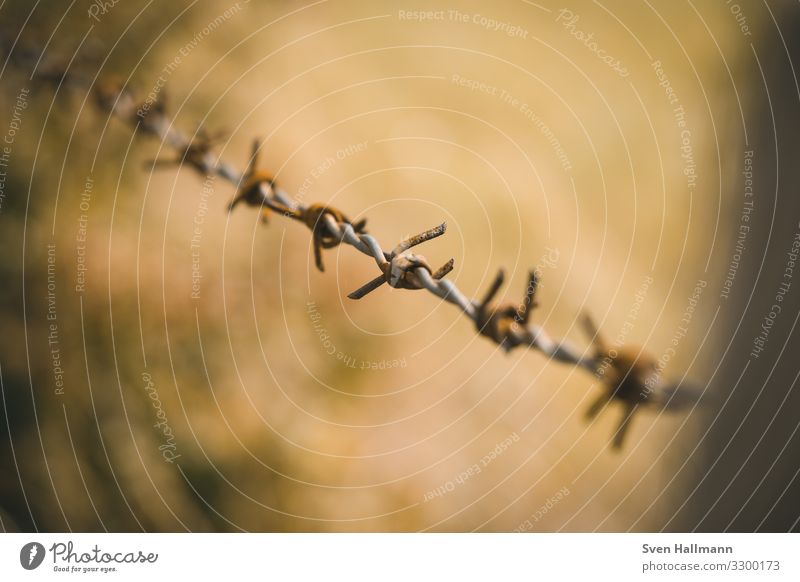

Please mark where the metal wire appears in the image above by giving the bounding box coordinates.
[14,63,701,447]
[89,80,598,370]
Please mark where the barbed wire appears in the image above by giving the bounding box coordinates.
[11,50,701,448]
[93,79,599,368]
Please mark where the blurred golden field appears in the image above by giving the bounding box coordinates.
[1,0,799,532]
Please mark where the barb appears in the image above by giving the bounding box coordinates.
[227,139,275,223]
[10,46,702,449]
[579,314,703,448]
[260,199,370,272]
[473,269,593,370]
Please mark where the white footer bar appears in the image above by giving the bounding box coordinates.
[1,533,797,581]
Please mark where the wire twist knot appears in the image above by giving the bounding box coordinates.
[348,223,453,299]
[474,269,539,352]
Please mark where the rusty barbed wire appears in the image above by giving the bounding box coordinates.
[10,47,702,448]
[87,80,605,370]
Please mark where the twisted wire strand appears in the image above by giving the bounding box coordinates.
[91,79,597,371]
[9,49,702,447]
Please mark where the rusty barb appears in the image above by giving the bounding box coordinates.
[580,314,703,448]
[262,198,370,272]
[227,139,276,223]
[12,43,702,449]
[474,269,538,350]
[473,269,596,371]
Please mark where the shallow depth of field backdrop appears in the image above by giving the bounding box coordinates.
[1,0,799,532]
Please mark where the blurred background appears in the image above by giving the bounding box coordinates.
[0,0,798,532]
